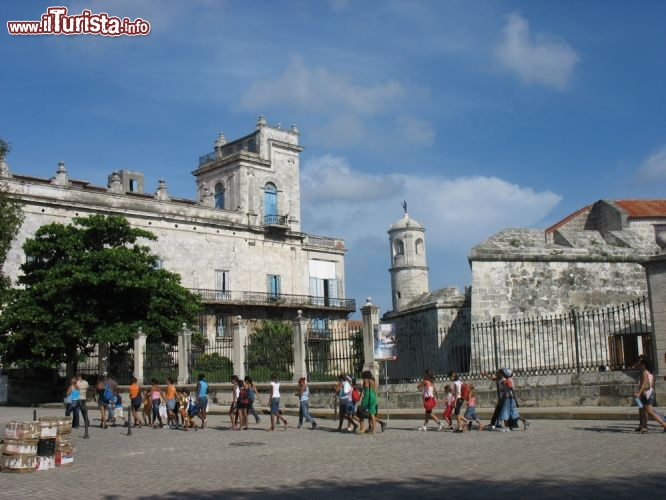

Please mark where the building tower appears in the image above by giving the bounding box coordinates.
[388,203,429,311]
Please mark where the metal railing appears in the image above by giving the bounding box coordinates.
[305,328,364,382]
[385,296,652,383]
[190,340,233,383]
[190,288,356,311]
[263,214,288,226]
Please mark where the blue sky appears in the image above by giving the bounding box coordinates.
[2,1,666,317]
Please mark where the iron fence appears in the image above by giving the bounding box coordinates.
[190,340,234,383]
[143,343,178,383]
[305,328,364,382]
[69,349,134,385]
[386,296,652,383]
[244,334,294,382]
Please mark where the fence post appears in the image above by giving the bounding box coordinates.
[292,310,308,382]
[177,323,191,384]
[571,308,581,373]
[133,327,146,385]
[492,316,500,372]
[233,315,247,380]
[361,298,381,376]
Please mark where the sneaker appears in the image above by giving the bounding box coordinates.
[418,425,427,431]
[380,421,387,432]
[509,427,519,431]
[523,419,530,431]
[437,422,444,431]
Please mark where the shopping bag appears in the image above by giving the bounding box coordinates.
[159,404,168,420]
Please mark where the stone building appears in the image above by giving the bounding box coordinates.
[1,117,355,341]
[469,199,666,324]
[382,208,471,379]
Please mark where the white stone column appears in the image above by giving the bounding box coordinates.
[233,316,247,380]
[177,323,192,385]
[361,298,381,376]
[133,327,147,385]
[292,310,309,382]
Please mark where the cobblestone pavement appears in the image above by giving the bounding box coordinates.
[1,406,665,499]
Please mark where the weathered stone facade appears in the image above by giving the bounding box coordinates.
[469,200,664,324]
[1,117,355,341]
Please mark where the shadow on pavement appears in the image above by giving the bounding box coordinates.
[106,474,665,500]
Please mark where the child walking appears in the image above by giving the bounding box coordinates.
[464,384,482,430]
[268,372,288,431]
[418,370,444,431]
[442,385,455,430]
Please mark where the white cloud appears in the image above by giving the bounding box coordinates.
[239,55,405,113]
[637,145,666,181]
[495,12,579,90]
[301,155,562,251]
[301,155,403,203]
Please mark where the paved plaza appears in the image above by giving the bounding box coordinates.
[1,405,665,499]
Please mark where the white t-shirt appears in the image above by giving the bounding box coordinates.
[453,380,463,399]
[339,380,352,401]
[270,381,280,398]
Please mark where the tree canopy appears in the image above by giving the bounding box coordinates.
[0,214,201,369]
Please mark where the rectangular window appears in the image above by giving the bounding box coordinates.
[655,224,666,245]
[267,274,281,298]
[215,270,230,300]
[216,315,234,338]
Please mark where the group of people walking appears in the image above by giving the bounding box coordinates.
[64,358,665,434]
[418,368,528,432]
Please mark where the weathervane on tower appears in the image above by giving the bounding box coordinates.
[402,200,407,214]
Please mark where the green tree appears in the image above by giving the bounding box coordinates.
[0,214,201,371]
[0,139,24,301]
[246,320,294,381]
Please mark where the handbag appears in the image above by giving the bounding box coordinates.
[63,395,72,405]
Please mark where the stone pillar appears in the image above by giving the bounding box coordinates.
[292,310,309,382]
[361,298,381,376]
[98,342,109,377]
[177,323,192,385]
[233,316,247,380]
[133,327,147,385]
[642,252,666,377]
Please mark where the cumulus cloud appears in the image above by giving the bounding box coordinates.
[301,155,562,250]
[239,55,405,113]
[495,12,579,90]
[637,145,666,181]
[301,155,403,203]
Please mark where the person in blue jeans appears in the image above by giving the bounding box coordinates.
[64,376,80,426]
[196,373,208,429]
[297,377,317,430]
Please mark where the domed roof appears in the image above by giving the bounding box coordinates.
[390,212,424,231]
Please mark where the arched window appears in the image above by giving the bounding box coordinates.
[264,183,278,222]
[394,239,404,256]
[415,238,424,255]
[214,182,225,209]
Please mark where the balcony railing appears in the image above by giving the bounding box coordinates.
[190,289,356,312]
[263,214,288,227]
